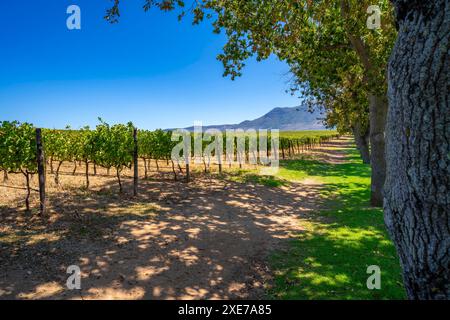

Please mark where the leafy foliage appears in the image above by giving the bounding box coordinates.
[0,121,37,174]
[0,121,38,210]
[104,0,396,136]
[94,120,135,171]
[1,115,338,208]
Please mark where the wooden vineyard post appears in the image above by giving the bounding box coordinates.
[185,163,190,183]
[85,160,89,189]
[218,152,223,174]
[35,128,46,216]
[185,134,190,182]
[133,127,138,196]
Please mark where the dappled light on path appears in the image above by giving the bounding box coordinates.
[0,137,402,300]
[0,160,324,299]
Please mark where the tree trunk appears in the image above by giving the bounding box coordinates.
[85,160,89,189]
[50,157,54,174]
[35,128,46,216]
[3,170,8,182]
[185,163,190,183]
[385,0,449,300]
[171,160,177,181]
[340,0,387,207]
[116,168,122,193]
[72,161,77,175]
[368,94,387,206]
[133,128,138,197]
[143,158,148,179]
[54,161,63,185]
[353,124,371,164]
[24,171,31,211]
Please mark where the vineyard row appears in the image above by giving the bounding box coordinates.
[0,120,338,214]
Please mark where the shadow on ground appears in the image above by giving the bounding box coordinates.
[0,138,405,300]
[269,140,406,299]
[0,168,325,299]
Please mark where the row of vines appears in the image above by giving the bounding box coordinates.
[0,120,338,212]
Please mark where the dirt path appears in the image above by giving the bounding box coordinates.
[0,139,351,300]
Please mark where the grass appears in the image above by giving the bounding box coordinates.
[280,130,338,139]
[268,143,406,299]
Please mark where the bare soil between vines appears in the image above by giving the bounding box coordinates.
[0,140,348,299]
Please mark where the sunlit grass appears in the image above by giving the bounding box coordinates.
[280,130,338,139]
[268,145,406,299]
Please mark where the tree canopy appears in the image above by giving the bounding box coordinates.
[105,0,394,132]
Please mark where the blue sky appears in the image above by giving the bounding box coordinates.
[0,1,301,130]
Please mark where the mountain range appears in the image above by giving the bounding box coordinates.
[180,106,326,131]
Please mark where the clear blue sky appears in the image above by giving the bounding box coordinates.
[0,1,301,130]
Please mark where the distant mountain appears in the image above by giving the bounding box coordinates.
[179,106,325,131]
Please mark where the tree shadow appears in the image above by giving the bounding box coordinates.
[0,171,325,300]
[0,138,404,300]
[269,144,406,300]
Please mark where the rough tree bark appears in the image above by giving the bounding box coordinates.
[369,94,388,206]
[385,0,449,299]
[353,124,371,164]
